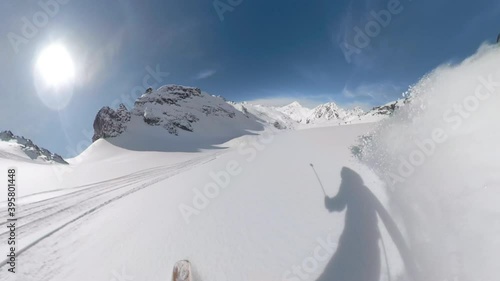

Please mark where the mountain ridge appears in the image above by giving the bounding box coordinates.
[92,84,406,143]
[0,130,68,164]
[0,84,407,161]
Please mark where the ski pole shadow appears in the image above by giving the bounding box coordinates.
[315,167,421,281]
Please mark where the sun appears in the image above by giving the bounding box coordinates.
[36,44,75,87]
[33,43,76,110]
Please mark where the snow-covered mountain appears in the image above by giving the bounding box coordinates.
[364,98,408,117]
[92,85,404,147]
[92,85,263,151]
[237,100,390,127]
[305,102,364,124]
[0,130,67,164]
[230,102,300,130]
[274,101,367,125]
[234,100,387,128]
[276,101,312,123]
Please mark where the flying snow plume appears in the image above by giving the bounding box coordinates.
[356,44,500,281]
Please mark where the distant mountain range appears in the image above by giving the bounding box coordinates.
[0,84,407,163]
[92,84,407,143]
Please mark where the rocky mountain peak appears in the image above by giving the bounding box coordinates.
[92,104,131,142]
[0,130,67,164]
[92,85,255,142]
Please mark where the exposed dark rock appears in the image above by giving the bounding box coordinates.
[273,121,287,130]
[92,104,131,142]
[201,105,236,118]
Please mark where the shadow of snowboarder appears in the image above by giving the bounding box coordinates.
[316,167,381,281]
[315,167,421,281]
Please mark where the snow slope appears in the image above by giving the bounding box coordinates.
[0,123,408,281]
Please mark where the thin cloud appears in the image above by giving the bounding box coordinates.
[342,82,403,104]
[195,69,217,80]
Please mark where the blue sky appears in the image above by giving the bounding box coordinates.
[1,0,500,157]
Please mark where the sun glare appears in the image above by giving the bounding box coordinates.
[33,43,76,110]
[36,44,75,87]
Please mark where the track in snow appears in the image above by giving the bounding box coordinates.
[0,153,217,269]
